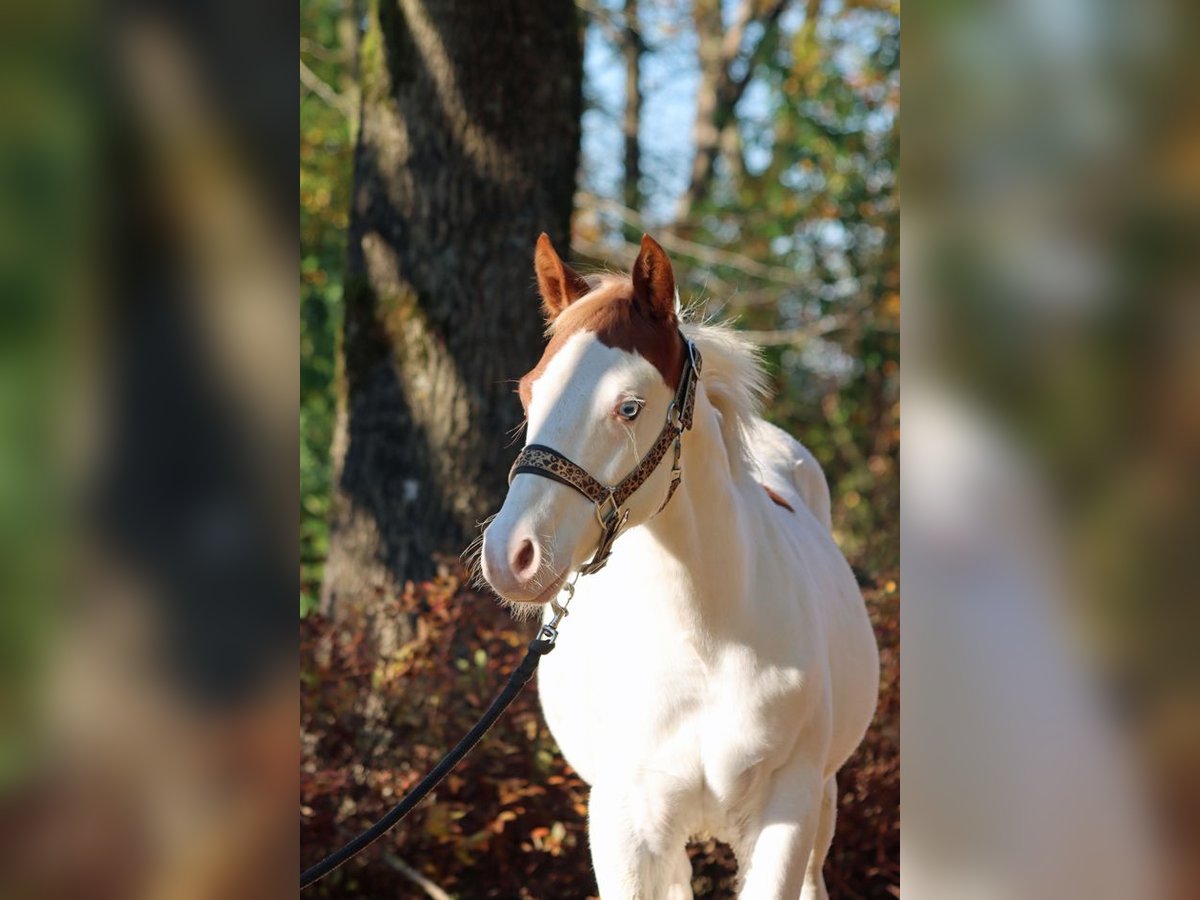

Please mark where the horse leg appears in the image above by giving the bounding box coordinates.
[665,844,695,900]
[736,761,823,900]
[800,777,837,900]
[588,785,691,899]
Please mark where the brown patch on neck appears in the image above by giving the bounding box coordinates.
[763,484,795,513]
[518,276,684,409]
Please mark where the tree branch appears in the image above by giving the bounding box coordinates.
[581,193,800,286]
[724,0,790,109]
[736,324,843,345]
[299,36,341,64]
[576,0,631,47]
[382,853,453,900]
[674,0,792,224]
[300,59,356,122]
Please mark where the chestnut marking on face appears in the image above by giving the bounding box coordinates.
[518,276,684,410]
[520,233,683,412]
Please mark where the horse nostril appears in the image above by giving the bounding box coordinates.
[512,538,537,578]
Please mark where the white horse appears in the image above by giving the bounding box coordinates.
[481,234,879,899]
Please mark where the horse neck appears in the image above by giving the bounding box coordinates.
[639,391,752,622]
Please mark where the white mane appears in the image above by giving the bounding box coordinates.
[680,310,770,480]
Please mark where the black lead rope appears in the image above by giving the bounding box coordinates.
[302,335,700,889]
[300,635,557,890]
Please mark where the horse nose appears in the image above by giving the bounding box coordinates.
[481,526,541,598]
[511,537,539,582]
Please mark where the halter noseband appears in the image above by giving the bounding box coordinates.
[508,336,702,576]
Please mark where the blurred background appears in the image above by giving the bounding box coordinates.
[299,0,898,897]
[904,0,1200,898]
[1,0,298,897]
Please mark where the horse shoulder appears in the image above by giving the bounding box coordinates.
[736,470,878,776]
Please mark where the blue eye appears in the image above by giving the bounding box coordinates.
[617,399,643,420]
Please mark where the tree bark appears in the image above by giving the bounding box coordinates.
[322,0,582,621]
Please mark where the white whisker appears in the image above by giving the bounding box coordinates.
[620,422,640,469]
[462,512,499,588]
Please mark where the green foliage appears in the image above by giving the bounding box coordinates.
[300,0,356,612]
[687,0,900,573]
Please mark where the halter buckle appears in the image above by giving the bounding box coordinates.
[538,575,578,645]
[665,400,683,431]
[595,490,621,531]
[579,505,629,576]
[550,577,575,619]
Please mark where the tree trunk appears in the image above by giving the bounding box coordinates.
[674,0,791,225]
[676,0,725,225]
[621,0,642,239]
[322,0,582,621]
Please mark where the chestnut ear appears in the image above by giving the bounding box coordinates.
[534,233,589,321]
[631,234,677,322]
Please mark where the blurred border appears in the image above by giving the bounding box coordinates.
[1,0,299,897]
[903,0,1199,896]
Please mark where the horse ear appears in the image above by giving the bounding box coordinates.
[534,233,589,321]
[631,234,677,322]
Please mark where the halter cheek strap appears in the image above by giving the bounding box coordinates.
[508,336,702,575]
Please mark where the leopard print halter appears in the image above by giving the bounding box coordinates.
[507,336,702,575]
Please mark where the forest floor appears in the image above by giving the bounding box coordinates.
[301,562,899,899]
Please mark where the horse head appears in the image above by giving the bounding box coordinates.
[480,234,691,607]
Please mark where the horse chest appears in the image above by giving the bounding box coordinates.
[540,627,808,814]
